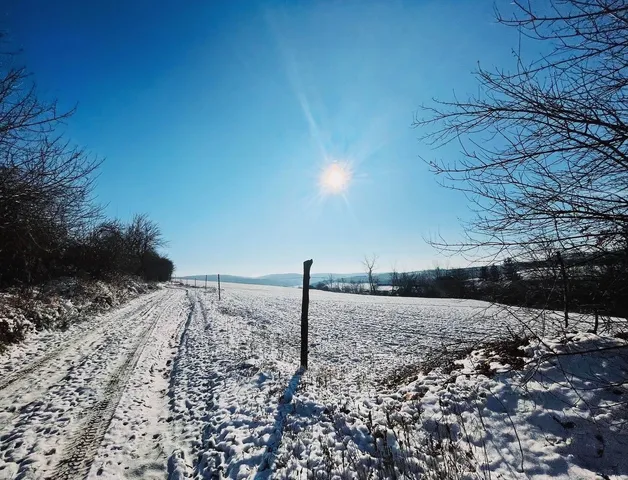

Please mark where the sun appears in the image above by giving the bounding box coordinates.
[320,162,352,195]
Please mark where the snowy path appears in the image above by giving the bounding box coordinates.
[0,287,188,479]
[166,289,296,479]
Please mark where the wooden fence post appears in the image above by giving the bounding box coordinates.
[301,259,313,369]
[218,274,221,300]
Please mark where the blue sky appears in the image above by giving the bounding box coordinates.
[3,0,521,276]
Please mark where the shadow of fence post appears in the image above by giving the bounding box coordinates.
[255,368,304,479]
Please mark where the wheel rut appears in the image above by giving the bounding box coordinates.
[0,294,160,392]
[51,291,178,480]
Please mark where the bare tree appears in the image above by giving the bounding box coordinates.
[416,0,628,256]
[362,254,379,294]
[415,0,628,317]
[390,263,399,294]
[0,39,101,285]
[125,214,164,277]
[327,273,335,291]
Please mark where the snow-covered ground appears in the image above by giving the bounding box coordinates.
[0,282,626,479]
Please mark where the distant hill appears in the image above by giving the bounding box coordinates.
[256,272,365,286]
[181,271,393,287]
[181,273,355,287]
[180,274,293,287]
[180,264,535,289]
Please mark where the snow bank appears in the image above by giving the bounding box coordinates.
[270,332,628,479]
[0,277,158,353]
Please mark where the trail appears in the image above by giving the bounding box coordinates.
[0,287,188,479]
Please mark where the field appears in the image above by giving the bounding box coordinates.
[0,282,626,479]
[186,281,537,383]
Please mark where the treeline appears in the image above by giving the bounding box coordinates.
[0,41,173,288]
[313,251,628,320]
[313,278,368,295]
[479,252,628,320]
[59,215,174,283]
[390,254,627,318]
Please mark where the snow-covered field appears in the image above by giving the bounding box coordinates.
[0,282,626,479]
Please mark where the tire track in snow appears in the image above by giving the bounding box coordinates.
[0,292,162,393]
[0,296,164,437]
[51,290,180,480]
[85,288,189,479]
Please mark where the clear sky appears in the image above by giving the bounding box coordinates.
[3,0,521,276]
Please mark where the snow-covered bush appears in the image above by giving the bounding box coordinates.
[0,277,157,350]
